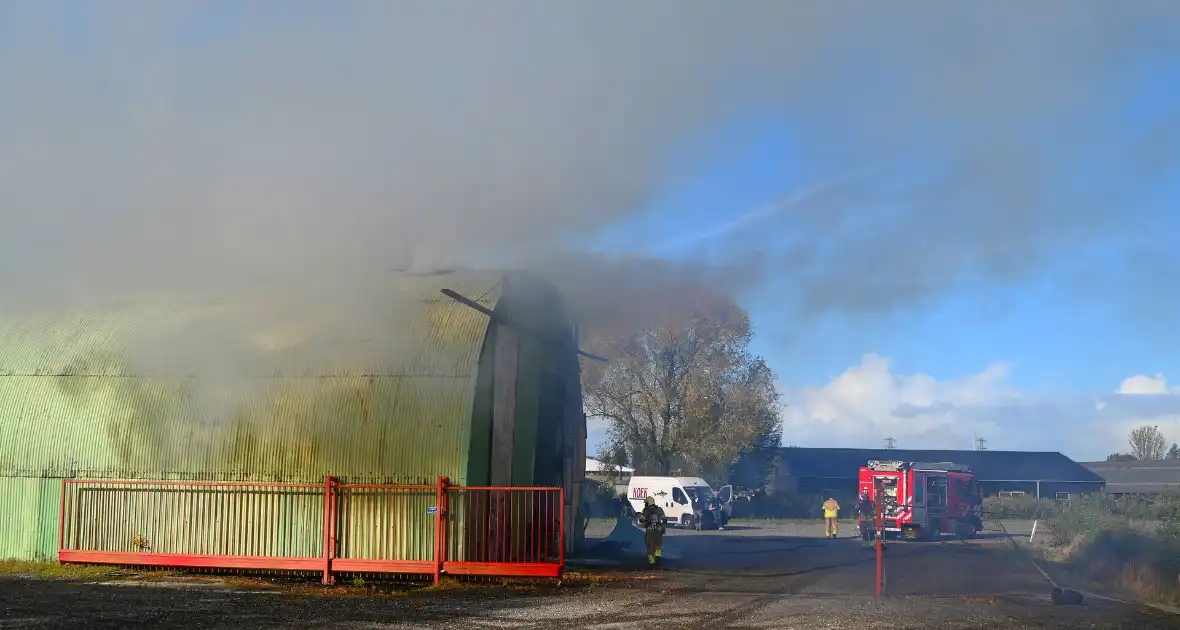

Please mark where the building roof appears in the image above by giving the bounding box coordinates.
[586,458,634,474]
[0,270,539,483]
[1081,460,1180,494]
[777,448,1105,484]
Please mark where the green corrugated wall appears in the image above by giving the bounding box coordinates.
[0,270,582,561]
[0,478,62,561]
[0,272,502,484]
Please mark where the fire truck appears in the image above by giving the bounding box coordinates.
[858,460,984,540]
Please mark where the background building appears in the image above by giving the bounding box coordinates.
[0,270,587,561]
[1081,460,1180,496]
[585,458,633,495]
[774,447,1105,500]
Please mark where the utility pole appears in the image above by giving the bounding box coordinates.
[884,436,897,450]
[975,436,988,451]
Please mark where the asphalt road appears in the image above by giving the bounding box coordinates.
[1,521,1177,629]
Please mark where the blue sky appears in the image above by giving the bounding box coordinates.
[587,89,1180,461]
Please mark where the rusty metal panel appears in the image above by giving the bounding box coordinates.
[0,477,61,561]
[0,271,505,484]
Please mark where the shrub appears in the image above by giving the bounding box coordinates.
[1044,493,1129,547]
[1036,491,1180,606]
[982,495,1058,520]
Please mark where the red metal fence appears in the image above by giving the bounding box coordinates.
[58,476,563,584]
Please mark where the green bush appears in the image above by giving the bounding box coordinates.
[982,495,1058,520]
[1041,492,1132,546]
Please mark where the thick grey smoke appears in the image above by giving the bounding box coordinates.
[1,1,1178,326]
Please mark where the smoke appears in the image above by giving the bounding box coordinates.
[1,1,1179,329]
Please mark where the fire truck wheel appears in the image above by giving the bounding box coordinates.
[956,520,978,540]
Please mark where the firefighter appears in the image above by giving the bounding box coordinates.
[638,496,666,566]
[856,490,876,545]
[822,496,840,538]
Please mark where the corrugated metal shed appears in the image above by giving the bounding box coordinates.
[0,271,505,484]
[0,269,586,561]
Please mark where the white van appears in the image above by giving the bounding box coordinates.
[626,476,733,529]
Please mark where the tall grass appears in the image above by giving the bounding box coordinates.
[1031,491,1180,606]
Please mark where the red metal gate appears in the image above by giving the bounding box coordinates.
[58,476,563,584]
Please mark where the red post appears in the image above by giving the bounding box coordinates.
[875,479,884,598]
[58,480,67,561]
[322,476,336,586]
[434,476,449,585]
[558,488,566,572]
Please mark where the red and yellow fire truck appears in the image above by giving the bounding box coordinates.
[858,460,984,540]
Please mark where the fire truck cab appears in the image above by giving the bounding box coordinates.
[858,460,984,541]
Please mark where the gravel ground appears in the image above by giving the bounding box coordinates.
[2,519,1177,629]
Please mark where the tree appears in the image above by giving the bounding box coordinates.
[1169,444,1180,460]
[582,292,781,479]
[1129,425,1168,461]
[728,420,783,495]
[1106,453,1138,462]
[883,436,897,450]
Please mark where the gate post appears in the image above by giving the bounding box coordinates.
[434,476,450,585]
[559,488,566,571]
[875,479,884,598]
[58,479,67,562]
[322,476,337,586]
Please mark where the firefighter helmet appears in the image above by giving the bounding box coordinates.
[644,496,655,506]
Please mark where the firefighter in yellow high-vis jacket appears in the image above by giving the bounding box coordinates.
[822,496,840,538]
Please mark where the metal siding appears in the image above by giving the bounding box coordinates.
[0,477,60,561]
[0,271,589,563]
[0,272,503,484]
[511,333,541,486]
[465,334,496,487]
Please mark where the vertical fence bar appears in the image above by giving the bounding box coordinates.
[58,480,67,559]
[433,476,447,585]
[558,488,565,570]
[322,476,336,586]
[875,479,884,598]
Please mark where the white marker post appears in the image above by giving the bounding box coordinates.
[1029,520,1038,544]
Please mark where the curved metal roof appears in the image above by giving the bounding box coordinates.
[0,271,509,483]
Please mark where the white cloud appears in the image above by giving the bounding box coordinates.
[1118,373,1177,395]
[781,354,1180,461]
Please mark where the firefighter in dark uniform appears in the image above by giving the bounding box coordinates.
[638,496,666,565]
[856,490,876,546]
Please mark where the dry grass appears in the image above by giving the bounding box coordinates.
[0,560,648,601]
[1041,529,1180,607]
[0,559,135,581]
